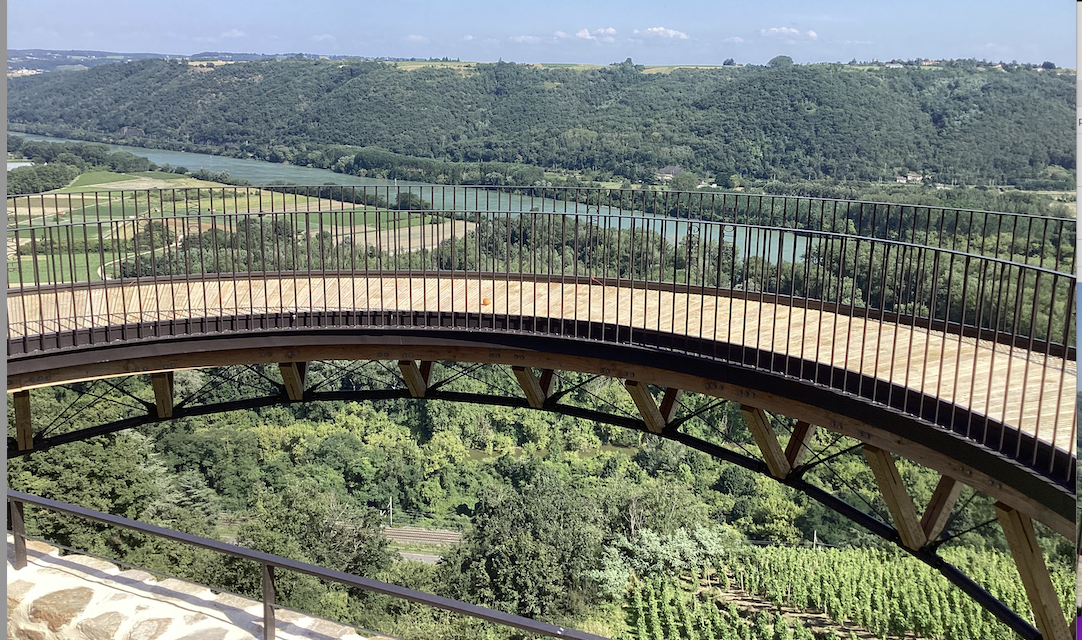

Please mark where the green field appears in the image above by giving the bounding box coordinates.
[8,251,110,285]
[66,171,140,189]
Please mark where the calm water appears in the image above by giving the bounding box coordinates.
[11,132,422,187]
[10,132,806,260]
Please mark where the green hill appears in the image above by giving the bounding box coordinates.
[7,58,1075,186]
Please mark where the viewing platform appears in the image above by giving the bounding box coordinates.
[6,185,1077,639]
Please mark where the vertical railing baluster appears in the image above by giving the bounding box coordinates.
[262,563,276,640]
[9,498,27,570]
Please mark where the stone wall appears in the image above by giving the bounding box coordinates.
[6,535,377,640]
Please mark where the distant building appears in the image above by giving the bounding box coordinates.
[921,60,940,66]
[906,172,923,183]
[885,63,903,69]
[895,176,908,183]
[657,165,684,181]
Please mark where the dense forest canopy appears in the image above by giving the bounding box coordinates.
[7,58,1075,187]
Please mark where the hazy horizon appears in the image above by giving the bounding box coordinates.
[9,0,1075,68]
[8,47,1074,69]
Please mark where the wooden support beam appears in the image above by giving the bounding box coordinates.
[539,369,555,398]
[784,420,817,467]
[625,380,668,434]
[994,503,1071,640]
[863,445,927,550]
[658,387,682,423]
[741,406,790,479]
[278,362,307,401]
[14,390,33,452]
[512,367,554,409]
[398,360,433,398]
[151,372,174,419]
[920,475,964,543]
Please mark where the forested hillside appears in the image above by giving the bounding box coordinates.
[7,58,1074,186]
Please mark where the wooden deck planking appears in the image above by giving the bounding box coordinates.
[8,276,1075,454]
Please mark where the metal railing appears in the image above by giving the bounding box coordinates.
[7,186,1076,484]
[7,490,609,640]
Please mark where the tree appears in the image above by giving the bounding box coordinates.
[1041,61,1056,69]
[768,55,794,68]
[669,171,700,192]
[438,467,605,619]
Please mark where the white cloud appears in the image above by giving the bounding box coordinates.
[312,34,335,43]
[724,36,744,43]
[760,27,819,42]
[462,35,475,41]
[759,27,820,44]
[554,31,569,38]
[220,28,246,38]
[573,27,617,42]
[643,26,688,39]
[511,35,541,44]
[761,27,801,37]
[406,34,429,43]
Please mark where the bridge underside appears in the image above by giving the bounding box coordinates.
[8,326,1074,539]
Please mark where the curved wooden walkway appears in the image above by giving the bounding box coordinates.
[7,275,1075,455]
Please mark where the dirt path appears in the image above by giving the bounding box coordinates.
[398,552,442,564]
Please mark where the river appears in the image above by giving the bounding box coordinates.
[9,132,807,260]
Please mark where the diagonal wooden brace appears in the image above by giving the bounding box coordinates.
[151,372,174,419]
[278,362,308,401]
[741,406,790,479]
[994,503,1070,640]
[625,381,680,434]
[398,360,433,398]
[658,387,682,423]
[784,420,817,467]
[920,475,964,543]
[863,445,927,550]
[512,367,555,409]
[14,390,33,452]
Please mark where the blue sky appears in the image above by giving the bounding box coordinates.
[9,0,1076,66]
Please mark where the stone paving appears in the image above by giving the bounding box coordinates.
[6,535,374,640]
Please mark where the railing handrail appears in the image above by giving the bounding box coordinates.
[6,489,610,640]
[7,214,1074,279]
[7,185,1077,225]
